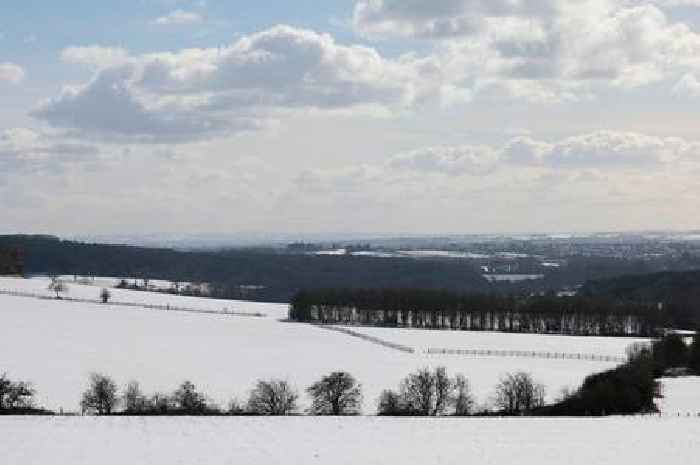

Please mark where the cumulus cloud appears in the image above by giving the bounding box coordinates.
[33,8,700,146]
[153,9,203,25]
[388,145,499,175]
[0,62,25,84]
[283,129,700,232]
[354,0,700,101]
[36,26,448,142]
[544,131,695,167]
[309,130,700,183]
[31,66,250,142]
[354,0,560,39]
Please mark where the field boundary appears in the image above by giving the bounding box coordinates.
[314,324,415,354]
[425,347,626,363]
[0,288,266,318]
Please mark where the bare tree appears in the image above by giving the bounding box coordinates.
[0,373,10,410]
[6,382,35,409]
[378,367,471,416]
[81,373,118,415]
[494,372,545,415]
[247,379,298,415]
[227,397,246,415]
[48,276,68,299]
[452,374,474,416]
[306,371,362,415]
[400,367,455,416]
[172,380,208,414]
[0,373,35,410]
[123,381,147,413]
[433,367,452,415]
[100,288,111,304]
[377,389,405,416]
[401,368,435,415]
[149,392,173,414]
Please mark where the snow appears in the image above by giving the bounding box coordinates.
[0,276,285,319]
[346,325,648,358]
[314,249,347,255]
[2,416,699,465]
[657,377,700,415]
[0,277,642,413]
[398,250,492,259]
[483,273,545,282]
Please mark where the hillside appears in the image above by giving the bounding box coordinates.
[0,235,491,302]
[0,276,635,413]
[580,270,700,329]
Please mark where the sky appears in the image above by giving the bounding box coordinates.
[2,0,700,236]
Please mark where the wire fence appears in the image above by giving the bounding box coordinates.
[314,324,415,354]
[425,347,626,363]
[0,288,266,318]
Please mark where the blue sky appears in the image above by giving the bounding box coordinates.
[2,1,700,235]
[1,1,357,57]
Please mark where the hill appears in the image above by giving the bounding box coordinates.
[0,235,491,302]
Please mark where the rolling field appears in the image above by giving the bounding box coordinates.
[0,276,668,414]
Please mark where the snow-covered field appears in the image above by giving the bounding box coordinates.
[3,416,699,465]
[0,276,284,318]
[657,377,700,415]
[0,276,651,413]
[352,325,649,358]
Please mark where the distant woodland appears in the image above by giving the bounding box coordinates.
[581,271,700,329]
[0,235,491,302]
[2,235,699,318]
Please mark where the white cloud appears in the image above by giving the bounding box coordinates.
[388,144,499,175]
[638,1,700,6]
[3,126,699,234]
[38,26,448,142]
[282,129,700,232]
[354,0,561,39]
[309,130,700,181]
[153,9,203,25]
[32,66,253,143]
[545,131,694,167]
[61,46,130,69]
[353,0,700,101]
[0,62,25,84]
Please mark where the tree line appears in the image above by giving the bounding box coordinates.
[77,372,364,416]
[1,368,542,417]
[291,288,661,336]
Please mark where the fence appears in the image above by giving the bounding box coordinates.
[425,347,626,363]
[0,288,266,318]
[314,324,415,354]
